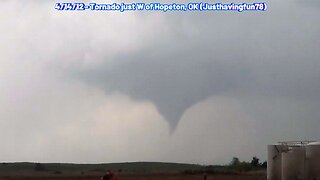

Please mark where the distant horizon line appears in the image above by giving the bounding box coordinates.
[0,161,207,165]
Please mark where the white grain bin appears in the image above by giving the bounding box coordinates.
[306,142,320,180]
[268,144,286,180]
[281,146,306,180]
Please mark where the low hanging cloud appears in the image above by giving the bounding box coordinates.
[77,53,252,130]
[76,0,320,131]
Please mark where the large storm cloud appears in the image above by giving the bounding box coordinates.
[75,0,320,131]
[1,0,320,163]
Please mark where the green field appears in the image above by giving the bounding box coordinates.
[0,161,266,179]
[0,162,204,174]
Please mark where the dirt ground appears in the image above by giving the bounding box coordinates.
[0,174,266,180]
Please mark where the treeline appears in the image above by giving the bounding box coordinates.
[228,156,267,172]
[183,156,267,175]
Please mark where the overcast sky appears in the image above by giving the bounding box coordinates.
[0,0,320,164]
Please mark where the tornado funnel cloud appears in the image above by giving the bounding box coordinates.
[77,50,251,131]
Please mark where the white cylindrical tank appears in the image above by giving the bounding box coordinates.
[268,145,285,180]
[281,147,306,180]
[306,142,320,180]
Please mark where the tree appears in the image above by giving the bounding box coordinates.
[230,157,240,167]
[34,163,46,171]
[250,156,260,167]
[261,161,267,168]
[237,162,252,172]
